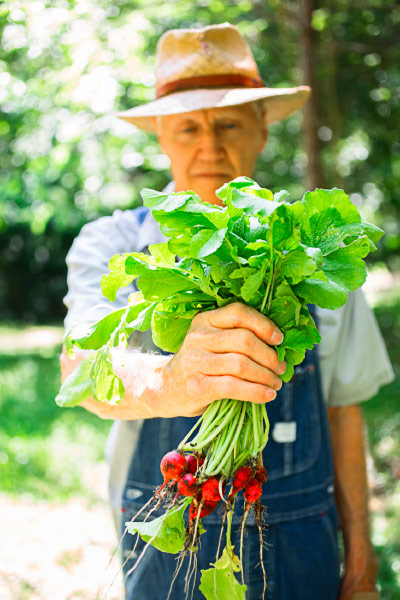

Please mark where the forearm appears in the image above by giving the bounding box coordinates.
[328,404,371,544]
[328,404,378,594]
[60,347,170,420]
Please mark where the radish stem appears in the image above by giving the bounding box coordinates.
[184,401,240,452]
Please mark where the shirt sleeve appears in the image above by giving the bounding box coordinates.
[63,209,140,332]
[327,289,395,406]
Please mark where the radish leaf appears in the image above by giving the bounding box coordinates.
[101,254,135,302]
[55,358,93,407]
[199,545,247,600]
[126,500,190,554]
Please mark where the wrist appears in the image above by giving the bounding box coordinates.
[112,348,171,419]
[341,534,378,594]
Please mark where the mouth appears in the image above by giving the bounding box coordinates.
[193,173,231,178]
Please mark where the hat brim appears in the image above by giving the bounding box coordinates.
[114,85,311,131]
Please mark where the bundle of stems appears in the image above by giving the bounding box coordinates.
[179,399,269,478]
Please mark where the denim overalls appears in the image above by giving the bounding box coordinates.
[120,208,342,600]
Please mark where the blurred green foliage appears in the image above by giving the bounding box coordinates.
[0,340,112,501]
[1,0,399,322]
[362,294,400,599]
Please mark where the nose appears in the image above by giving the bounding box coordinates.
[197,126,225,161]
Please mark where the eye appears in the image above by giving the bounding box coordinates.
[180,126,196,134]
[220,122,239,131]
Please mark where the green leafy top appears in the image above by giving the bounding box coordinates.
[126,499,190,554]
[57,177,382,406]
[199,545,247,600]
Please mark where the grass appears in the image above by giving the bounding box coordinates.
[0,294,399,597]
[0,337,112,503]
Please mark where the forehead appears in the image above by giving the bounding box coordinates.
[161,104,258,125]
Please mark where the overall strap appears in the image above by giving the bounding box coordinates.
[134,205,150,225]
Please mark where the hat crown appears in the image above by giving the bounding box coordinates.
[116,22,311,131]
[155,23,262,97]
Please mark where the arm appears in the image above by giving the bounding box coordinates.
[60,347,172,420]
[328,404,379,600]
[60,302,286,420]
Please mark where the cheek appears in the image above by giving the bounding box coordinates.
[229,128,264,168]
[167,146,194,176]
[230,143,261,174]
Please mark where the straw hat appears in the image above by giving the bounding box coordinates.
[115,22,310,132]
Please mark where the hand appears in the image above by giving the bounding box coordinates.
[156,302,286,418]
[339,536,379,600]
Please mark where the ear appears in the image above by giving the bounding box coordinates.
[152,116,167,152]
[259,125,268,153]
[152,116,161,138]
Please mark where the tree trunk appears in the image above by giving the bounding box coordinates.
[299,0,325,189]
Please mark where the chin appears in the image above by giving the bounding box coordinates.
[193,186,225,206]
[196,191,223,206]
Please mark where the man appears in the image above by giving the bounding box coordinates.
[61,23,393,600]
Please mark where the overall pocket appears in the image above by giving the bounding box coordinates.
[262,361,321,482]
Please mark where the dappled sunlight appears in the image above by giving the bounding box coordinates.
[1,0,399,597]
[0,325,64,353]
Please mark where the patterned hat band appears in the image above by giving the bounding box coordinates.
[156,74,264,99]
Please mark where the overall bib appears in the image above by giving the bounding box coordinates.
[119,208,341,599]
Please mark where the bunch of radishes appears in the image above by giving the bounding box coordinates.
[159,449,267,523]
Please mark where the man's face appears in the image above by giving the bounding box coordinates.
[154,104,267,205]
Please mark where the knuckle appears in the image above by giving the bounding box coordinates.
[186,372,207,397]
[184,330,203,349]
[182,349,198,367]
[218,375,235,397]
[203,307,220,327]
[268,348,280,370]
[261,369,273,387]
[231,353,246,374]
[191,311,205,326]
[229,302,247,326]
[238,329,254,352]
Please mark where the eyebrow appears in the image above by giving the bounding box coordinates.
[175,113,243,126]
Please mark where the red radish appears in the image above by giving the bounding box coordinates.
[160,450,187,483]
[189,500,219,521]
[243,478,262,506]
[185,453,204,474]
[177,473,198,497]
[232,466,252,493]
[201,477,225,503]
[254,467,268,484]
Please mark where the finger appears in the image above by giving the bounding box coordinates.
[198,352,283,391]
[199,302,284,346]
[181,404,207,418]
[195,328,286,376]
[201,374,278,404]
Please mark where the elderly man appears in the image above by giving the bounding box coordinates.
[61,23,393,600]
